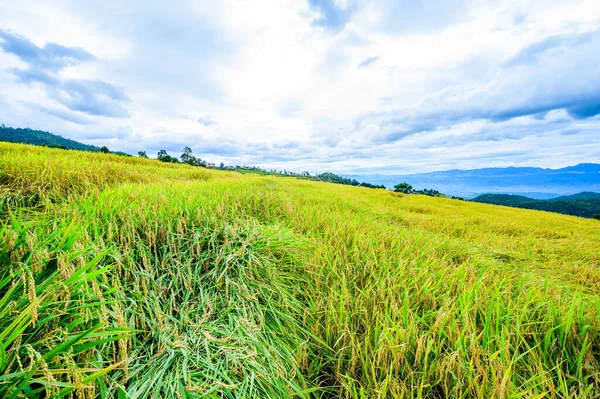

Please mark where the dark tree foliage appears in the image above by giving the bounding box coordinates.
[392,183,450,197]
[157,150,180,163]
[0,125,133,156]
[180,147,206,167]
[0,125,100,152]
[472,193,600,219]
[138,151,148,158]
[100,146,110,154]
[317,172,358,185]
[180,147,194,164]
[359,182,387,189]
[393,182,413,194]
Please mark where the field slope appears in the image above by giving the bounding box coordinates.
[1,142,599,398]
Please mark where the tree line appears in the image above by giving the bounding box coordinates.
[393,182,461,199]
[102,146,458,196]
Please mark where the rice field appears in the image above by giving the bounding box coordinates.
[1,141,599,398]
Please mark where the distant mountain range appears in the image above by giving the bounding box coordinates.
[345,164,600,198]
[471,192,600,219]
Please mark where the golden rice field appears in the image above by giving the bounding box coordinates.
[1,141,599,398]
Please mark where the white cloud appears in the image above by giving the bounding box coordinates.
[0,0,599,173]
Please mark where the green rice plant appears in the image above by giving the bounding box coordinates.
[1,142,599,398]
[0,142,231,207]
[73,183,321,398]
[0,212,130,398]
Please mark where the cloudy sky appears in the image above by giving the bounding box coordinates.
[0,0,599,174]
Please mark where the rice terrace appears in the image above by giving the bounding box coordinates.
[2,1,600,397]
[1,142,599,398]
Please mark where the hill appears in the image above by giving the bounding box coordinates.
[1,142,599,398]
[345,163,600,198]
[472,193,537,207]
[552,191,600,201]
[472,192,600,218]
[0,124,100,152]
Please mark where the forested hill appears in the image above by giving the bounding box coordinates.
[472,192,600,218]
[0,125,100,152]
[551,192,600,201]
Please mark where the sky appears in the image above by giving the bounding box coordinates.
[0,0,599,174]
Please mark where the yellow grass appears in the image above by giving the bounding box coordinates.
[1,142,599,398]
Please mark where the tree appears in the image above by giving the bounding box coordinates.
[138,151,148,158]
[393,182,413,194]
[180,146,206,166]
[157,149,179,163]
[100,146,110,154]
[219,162,224,169]
[593,214,600,220]
[181,147,193,164]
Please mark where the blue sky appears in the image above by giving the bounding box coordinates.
[0,0,599,174]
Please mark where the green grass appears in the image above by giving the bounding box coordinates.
[1,142,599,398]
